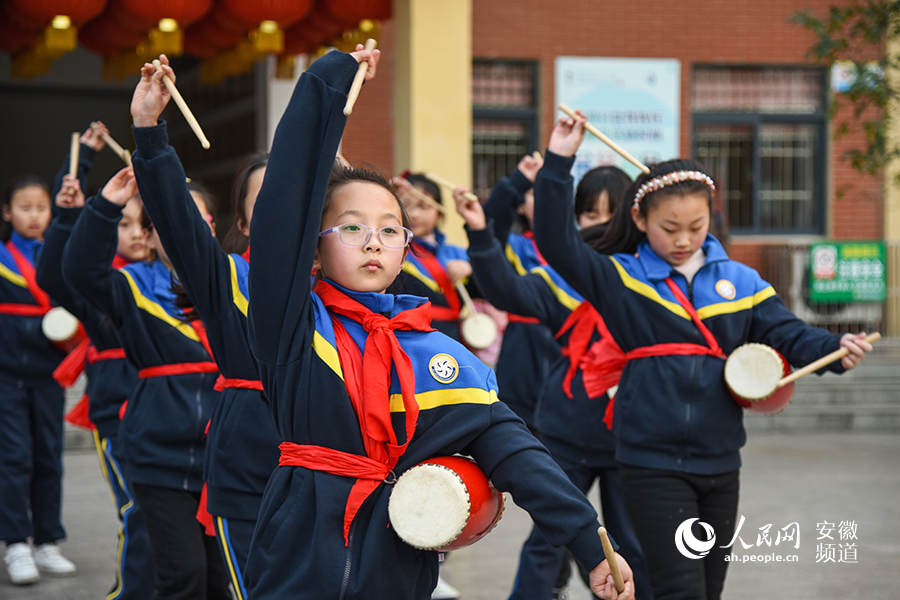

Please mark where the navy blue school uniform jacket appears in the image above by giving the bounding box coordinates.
[467,224,616,463]
[62,193,219,491]
[36,205,137,440]
[130,121,281,521]
[245,50,611,600]
[533,150,846,476]
[479,170,570,431]
[0,232,66,382]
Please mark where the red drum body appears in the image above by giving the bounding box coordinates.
[42,307,87,353]
[388,456,504,552]
[724,343,795,415]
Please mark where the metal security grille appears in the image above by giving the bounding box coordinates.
[692,66,826,235]
[472,60,538,199]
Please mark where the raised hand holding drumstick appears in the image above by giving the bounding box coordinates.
[344,38,378,115]
[56,174,85,209]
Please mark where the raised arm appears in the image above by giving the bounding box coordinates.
[533,115,623,315]
[481,155,538,244]
[249,48,376,367]
[457,191,568,331]
[130,57,232,321]
[50,124,106,205]
[61,169,137,324]
[36,176,89,318]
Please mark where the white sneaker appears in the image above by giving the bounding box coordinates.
[431,575,461,600]
[4,543,40,585]
[32,543,76,576]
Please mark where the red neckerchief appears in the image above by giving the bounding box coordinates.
[5,240,51,309]
[577,277,727,429]
[521,231,547,266]
[279,280,435,544]
[241,246,250,261]
[410,241,461,322]
[112,254,132,270]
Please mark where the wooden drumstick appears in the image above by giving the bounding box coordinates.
[455,281,478,319]
[91,123,133,167]
[394,177,446,214]
[777,332,881,388]
[69,132,80,179]
[427,172,479,203]
[558,104,651,175]
[598,527,625,593]
[152,59,210,150]
[344,38,377,116]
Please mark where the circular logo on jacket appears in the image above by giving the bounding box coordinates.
[429,354,459,384]
[715,279,736,300]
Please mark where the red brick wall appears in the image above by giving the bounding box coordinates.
[340,0,884,274]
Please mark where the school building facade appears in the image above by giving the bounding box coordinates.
[1,0,894,334]
[338,0,893,335]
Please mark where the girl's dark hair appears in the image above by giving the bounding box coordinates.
[222,151,268,255]
[2,175,50,242]
[591,158,714,256]
[574,165,631,219]
[316,161,414,286]
[186,180,216,221]
[402,173,442,205]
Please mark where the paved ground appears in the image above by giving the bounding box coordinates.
[2,431,898,599]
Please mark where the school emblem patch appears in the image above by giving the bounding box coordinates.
[715,279,736,300]
[429,354,459,384]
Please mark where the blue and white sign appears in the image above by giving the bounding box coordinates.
[555,57,681,182]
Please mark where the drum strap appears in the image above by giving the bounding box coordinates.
[214,376,263,392]
[507,313,540,324]
[277,281,434,545]
[410,241,461,322]
[576,278,727,428]
[0,241,51,316]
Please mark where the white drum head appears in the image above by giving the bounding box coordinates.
[460,313,498,350]
[42,307,79,342]
[725,344,783,401]
[388,463,470,550]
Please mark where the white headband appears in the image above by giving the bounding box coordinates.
[633,170,716,207]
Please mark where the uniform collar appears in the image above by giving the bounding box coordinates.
[636,234,729,282]
[10,230,42,262]
[324,278,428,317]
[413,228,446,254]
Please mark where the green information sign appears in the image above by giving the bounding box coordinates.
[809,242,886,303]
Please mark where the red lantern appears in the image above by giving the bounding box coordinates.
[4,0,107,30]
[119,0,212,29]
[185,0,312,59]
[321,0,390,29]
[78,13,143,56]
[282,4,347,56]
[0,16,38,53]
[220,0,312,30]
